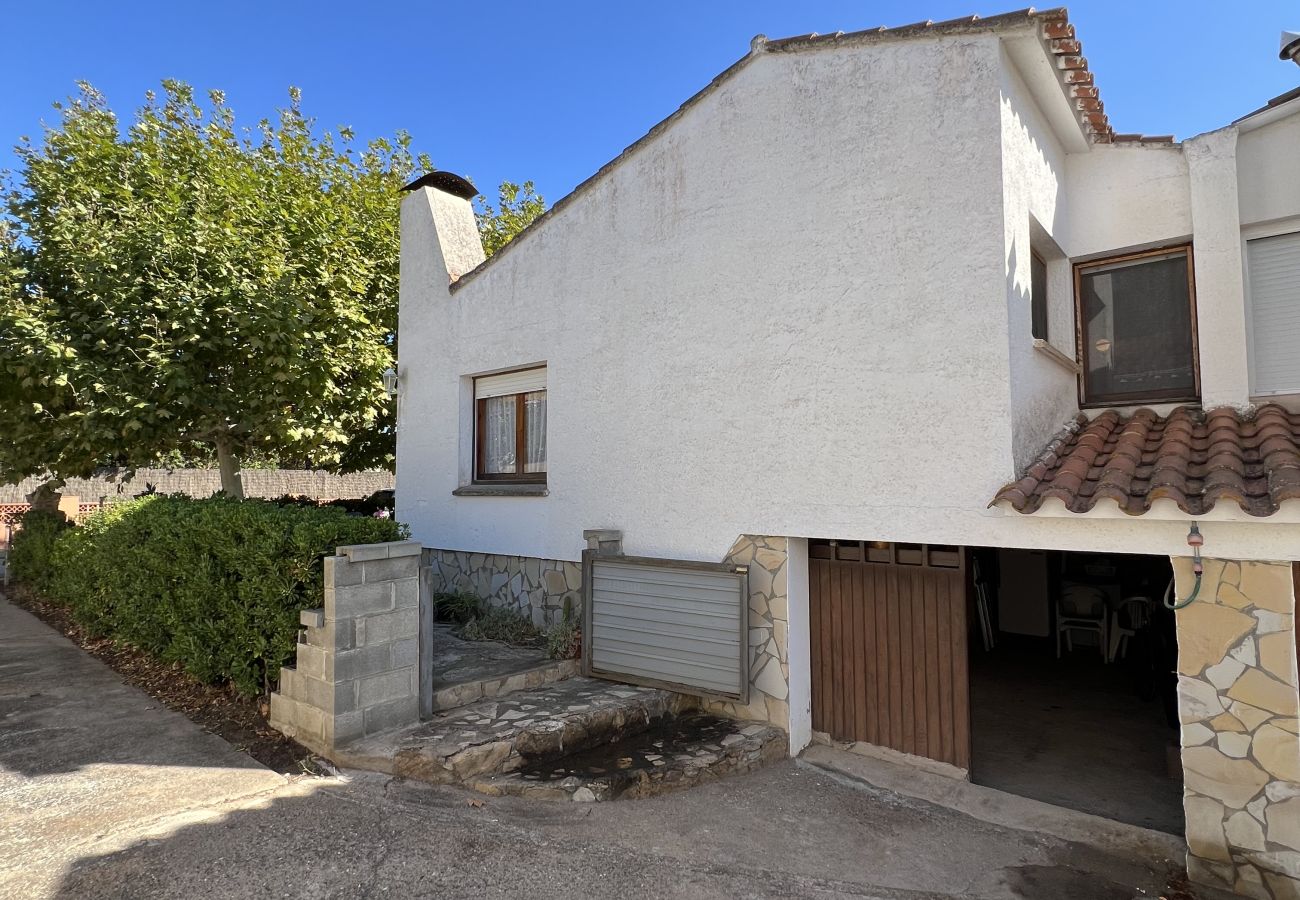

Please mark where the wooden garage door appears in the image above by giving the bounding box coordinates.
[810,541,970,770]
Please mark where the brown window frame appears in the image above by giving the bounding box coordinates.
[473,374,546,484]
[1073,244,1200,408]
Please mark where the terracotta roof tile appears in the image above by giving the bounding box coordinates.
[992,404,1300,517]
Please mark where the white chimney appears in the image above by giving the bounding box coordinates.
[399,171,486,293]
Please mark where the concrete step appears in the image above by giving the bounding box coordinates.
[471,713,787,802]
[429,657,578,713]
[333,677,696,785]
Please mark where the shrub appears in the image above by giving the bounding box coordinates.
[432,590,483,625]
[7,509,73,590]
[43,495,405,695]
[542,617,581,660]
[459,605,539,645]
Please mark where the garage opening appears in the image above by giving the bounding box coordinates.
[969,548,1183,835]
[808,540,1183,836]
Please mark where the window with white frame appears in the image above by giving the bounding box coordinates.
[1247,230,1300,396]
[474,367,546,482]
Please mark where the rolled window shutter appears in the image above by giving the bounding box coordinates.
[1248,232,1300,395]
[475,367,546,400]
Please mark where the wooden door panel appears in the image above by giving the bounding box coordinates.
[810,551,970,770]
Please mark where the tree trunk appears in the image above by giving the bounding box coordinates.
[214,438,246,500]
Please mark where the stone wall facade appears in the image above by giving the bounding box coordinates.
[269,541,422,755]
[0,468,393,503]
[422,548,582,628]
[704,536,790,730]
[1174,557,1300,899]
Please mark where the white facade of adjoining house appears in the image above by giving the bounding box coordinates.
[397,14,1300,896]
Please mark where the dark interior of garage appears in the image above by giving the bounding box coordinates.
[967,547,1184,835]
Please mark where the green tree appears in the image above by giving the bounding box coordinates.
[0,82,420,498]
[476,180,545,257]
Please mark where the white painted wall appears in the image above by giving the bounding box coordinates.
[998,47,1079,471]
[1237,104,1300,229]
[1065,143,1191,259]
[784,537,812,754]
[396,34,1300,572]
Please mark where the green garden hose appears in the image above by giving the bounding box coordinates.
[1164,524,1203,610]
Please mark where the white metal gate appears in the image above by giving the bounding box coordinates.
[582,554,749,702]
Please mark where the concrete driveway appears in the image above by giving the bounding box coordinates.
[1,599,1190,899]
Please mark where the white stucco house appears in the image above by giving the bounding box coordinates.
[395,9,1300,896]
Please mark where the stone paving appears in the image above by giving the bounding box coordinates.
[474,713,787,801]
[335,677,698,786]
[428,625,577,712]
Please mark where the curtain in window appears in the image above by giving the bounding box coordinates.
[524,391,546,473]
[482,396,516,474]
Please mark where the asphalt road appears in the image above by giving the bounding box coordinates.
[1,599,1187,900]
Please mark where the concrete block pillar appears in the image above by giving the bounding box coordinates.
[1173,556,1300,899]
[269,540,423,756]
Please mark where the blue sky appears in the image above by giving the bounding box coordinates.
[3,2,1298,207]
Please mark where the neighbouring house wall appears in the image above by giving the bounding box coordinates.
[1173,557,1299,899]
[421,549,582,627]
[269,541,422,755]
[0,469,393,503]
[998,47,1078,472]
[704,536,791,729]
[1237,108,1300,231]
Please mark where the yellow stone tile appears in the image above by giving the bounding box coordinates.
[1230,701,1274,732]
[1177,604,1258,676]
[1217,584,1253,610]
[1210,712,1247,733]
[1183,746,1270,808]
[1252,723,1300,782]
[1227,669,1300,717]
[1260,631,1299,687]
[1277,718,1300,735]
[1239,561,1295,614]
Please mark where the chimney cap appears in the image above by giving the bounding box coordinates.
[1281,29,1300,61]
[401,170,478,200]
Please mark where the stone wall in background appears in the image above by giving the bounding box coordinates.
[0,469,393,503]
[704,536,790,731]
[1174,557,1300,900]
[422,549,582,628]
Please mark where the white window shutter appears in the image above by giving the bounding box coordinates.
[1248,232,1300,396]
[474,367,546,400]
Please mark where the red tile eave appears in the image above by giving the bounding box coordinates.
[992,404,1300,518]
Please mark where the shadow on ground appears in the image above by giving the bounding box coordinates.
[48,763,1189,900]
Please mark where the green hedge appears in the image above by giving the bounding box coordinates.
[8,509,73,590]
[41,495,405,695]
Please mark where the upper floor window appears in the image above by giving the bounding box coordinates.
[1030,251,1049,341]
[1246,230,1300,397]
[1076,246,1198,406]
[474,367,546,482]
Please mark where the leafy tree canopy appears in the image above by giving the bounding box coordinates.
[1,82,544,496]
[476,180,546,258]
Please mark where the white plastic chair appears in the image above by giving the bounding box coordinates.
[1057,584,1109,659]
